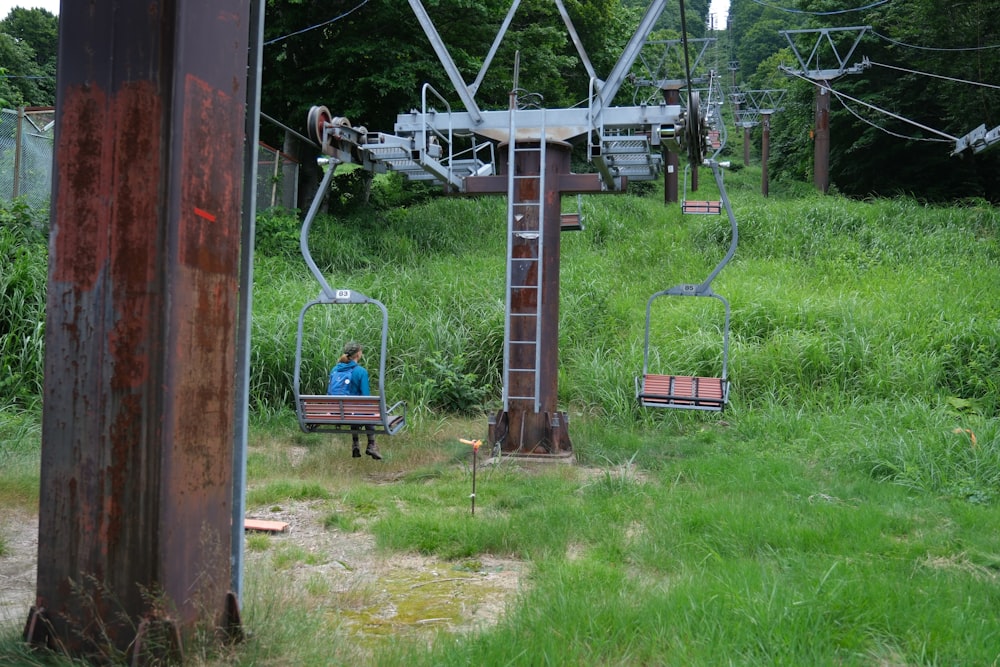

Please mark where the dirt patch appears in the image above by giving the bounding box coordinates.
[0,502,524,643]
[245,500,523,639]
[0,509,37,630]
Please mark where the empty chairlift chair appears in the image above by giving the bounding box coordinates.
[680,163,722,215]
[637,160,737,412]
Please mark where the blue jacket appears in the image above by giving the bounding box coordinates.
[331,360,371,396]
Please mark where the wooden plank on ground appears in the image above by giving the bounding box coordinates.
[244,518,289,532]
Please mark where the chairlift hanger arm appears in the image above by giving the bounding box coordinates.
[300,165,338,300]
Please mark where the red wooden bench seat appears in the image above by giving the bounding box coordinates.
[637,374,728,411]
[682,200,722,215]
[561,212,583,231]
[298,394,406,434]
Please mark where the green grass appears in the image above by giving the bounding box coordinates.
[2,164,999,664]
[0,406,41,510]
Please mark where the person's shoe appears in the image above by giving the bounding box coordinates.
[366,442,382,460]
[352,443,361,458]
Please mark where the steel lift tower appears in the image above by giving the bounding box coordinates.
[731,88,785,195]
[308,0,706,457]
[779,26,870,193]
[632,37,717,203]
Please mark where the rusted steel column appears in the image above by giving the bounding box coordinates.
[761,112,772,197]
[661,85,680,204]
[487,140,574,457]
[743,126,751,166]
[510,139,572,456]
[26,0,249,660]
[814,80,831,193]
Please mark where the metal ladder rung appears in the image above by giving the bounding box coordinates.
[502,104,545,414]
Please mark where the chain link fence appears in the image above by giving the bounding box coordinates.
[1,107,299,212]
[0,107,55,210]
[256,142,299,211]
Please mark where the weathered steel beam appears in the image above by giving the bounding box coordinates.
[27,0,250,660]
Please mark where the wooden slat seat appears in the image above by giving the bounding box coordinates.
[298,394,406,434]
[682,200,722,215]
[637,374,728,411]
[561,212,583,231]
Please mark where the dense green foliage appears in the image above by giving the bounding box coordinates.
[0,7,57,108]
[727,0,1000,201]
[0,198,46,408]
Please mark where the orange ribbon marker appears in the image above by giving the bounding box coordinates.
[952,428,977,448]
[459,439,482,515]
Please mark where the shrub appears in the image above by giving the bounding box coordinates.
[0,198,47,408]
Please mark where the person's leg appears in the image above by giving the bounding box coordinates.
[365,425,381,460]
[351,426,362,457]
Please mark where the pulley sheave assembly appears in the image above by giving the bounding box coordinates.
[682,91,707,166]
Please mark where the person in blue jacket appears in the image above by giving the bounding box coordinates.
[329,341,382,460]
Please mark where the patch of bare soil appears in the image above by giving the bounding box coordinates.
[244,500,524,639]
[0,509,37,631]
[0,502,524,644]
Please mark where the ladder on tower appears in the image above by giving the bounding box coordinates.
[502,107,546,415]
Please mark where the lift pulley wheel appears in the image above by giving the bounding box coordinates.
[306,105,332,147]
[685,91,705,166]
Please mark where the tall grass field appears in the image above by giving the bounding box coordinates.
[1,162,999,665]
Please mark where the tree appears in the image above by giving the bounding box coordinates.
[0,33,46,108]
[0,7,57,107]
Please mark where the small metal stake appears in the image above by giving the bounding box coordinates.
[460,439,482,515]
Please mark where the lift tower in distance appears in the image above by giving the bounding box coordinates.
[779,26,870,193]
[309,0,705,457]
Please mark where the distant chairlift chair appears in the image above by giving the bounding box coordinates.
[680,163,722,215]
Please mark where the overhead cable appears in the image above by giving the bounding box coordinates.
[836,97,951,143]
[264,0,371,46]
[747,0,889,15]
[784,68,958,141]
[871,29,1000,52]
[867,60,1000,91]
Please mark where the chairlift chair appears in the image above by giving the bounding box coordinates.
[292,163,407,435]
[680,163,722,215]
[635,284,731,411]
[637,161,737,411]
[560,194,585,232]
